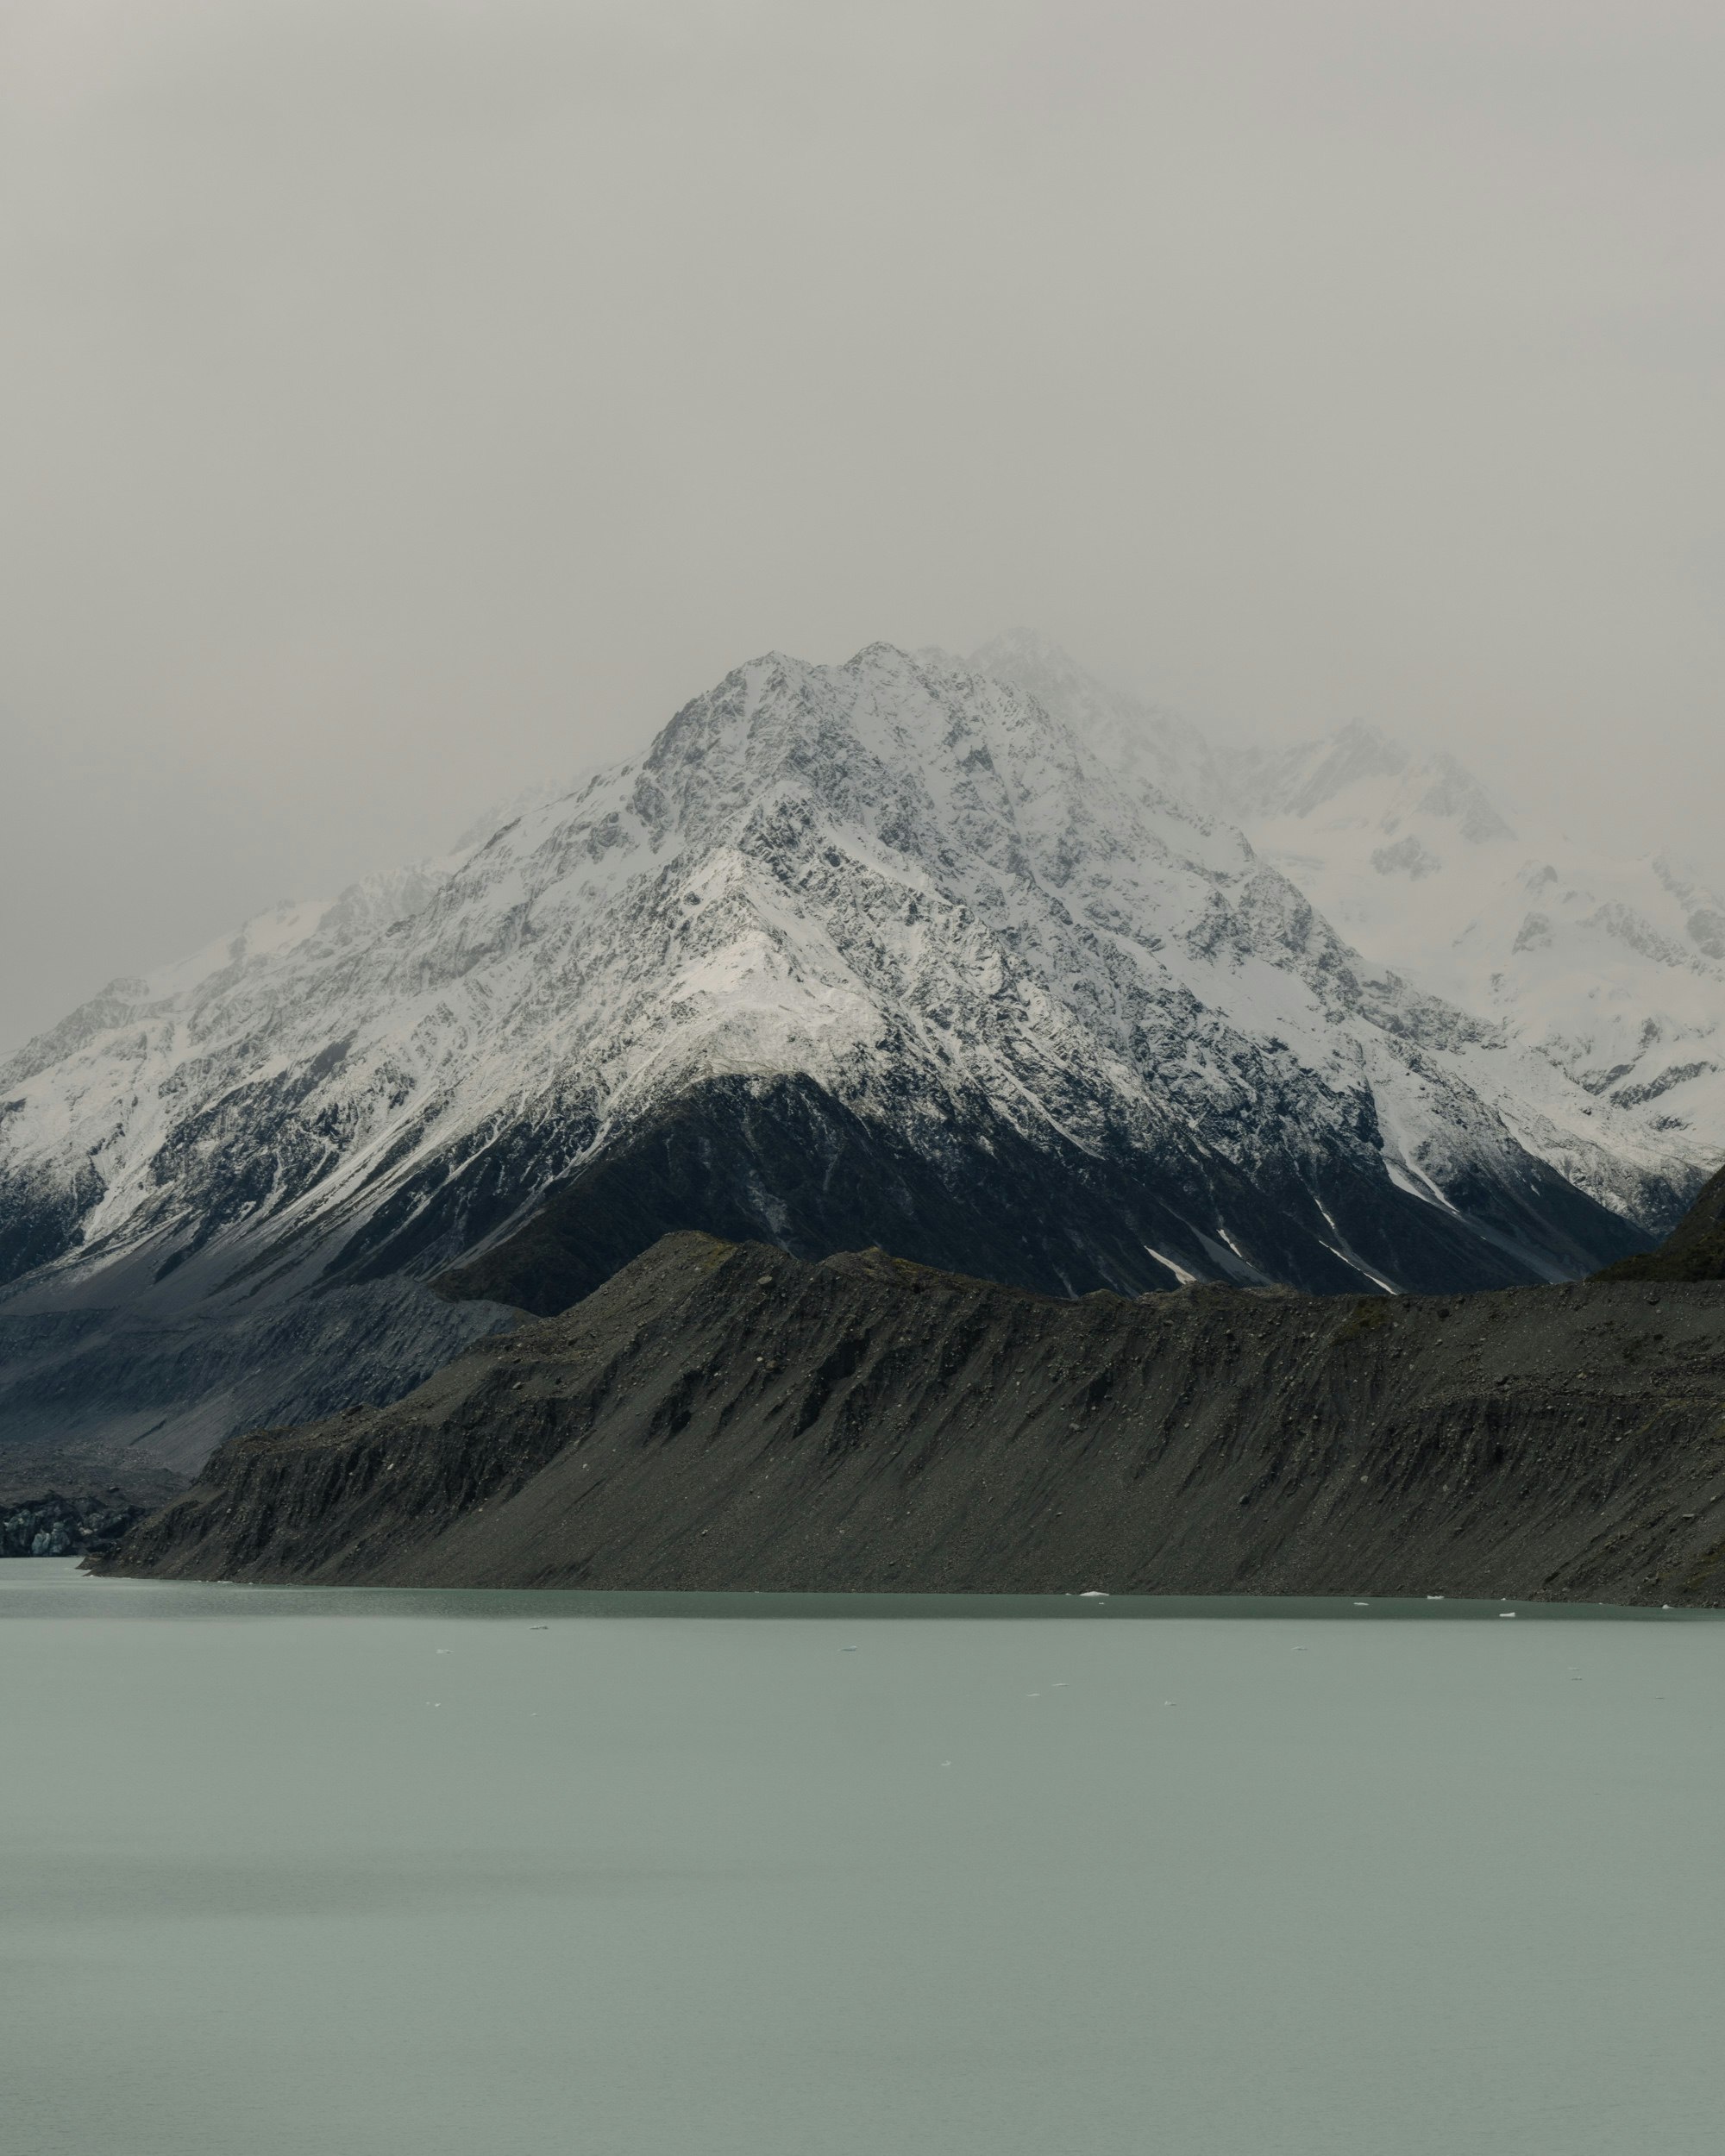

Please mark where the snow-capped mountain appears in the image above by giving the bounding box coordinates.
[976,632,1724,1219]
[0,641,1675,1479]
[1239,736,1725,1172]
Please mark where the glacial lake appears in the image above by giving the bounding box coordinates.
[5,1561,1725,2156]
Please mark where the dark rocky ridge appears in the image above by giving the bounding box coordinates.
[429,1072,1646,1318]
[100,1225,1725,1604]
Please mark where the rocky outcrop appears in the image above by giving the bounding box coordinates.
[5,1489,147,1557]
[98,1228,1725,1605]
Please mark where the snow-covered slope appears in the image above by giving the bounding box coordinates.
[0,638,1656,1438]
[1240,736,1725,1167]
[976,633,1723,1223]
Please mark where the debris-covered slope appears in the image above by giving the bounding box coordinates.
[101,1230,1725,1605]
[0,1280,519,1493]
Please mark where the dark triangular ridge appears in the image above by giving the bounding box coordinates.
[1594,1162,1725,1282]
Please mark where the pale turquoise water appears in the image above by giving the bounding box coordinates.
[4,1560,1724,2156]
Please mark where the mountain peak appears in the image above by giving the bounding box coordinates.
[1,632,1704,1501]
[1283,719,1412,809]
[1411,750,1515,845]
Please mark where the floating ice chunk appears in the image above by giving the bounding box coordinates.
[1080,1590,1109,1599]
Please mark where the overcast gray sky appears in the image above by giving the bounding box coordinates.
[4,0,1722,1053]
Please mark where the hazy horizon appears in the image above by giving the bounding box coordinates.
[6,0,1723,1053]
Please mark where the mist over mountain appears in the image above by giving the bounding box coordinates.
[980,632,1725,1206]
[1,636,1704,1488]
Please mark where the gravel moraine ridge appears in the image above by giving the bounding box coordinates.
[99,1184,1725,1603]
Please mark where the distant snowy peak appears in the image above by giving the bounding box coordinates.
[1654,856,1725,961]
[1233,719,1515,847]
[976,636,1725,1186]
[1237,733,1725,1163]
[971,633,1515,861]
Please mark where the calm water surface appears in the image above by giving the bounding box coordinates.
[4,1560,1723,2155]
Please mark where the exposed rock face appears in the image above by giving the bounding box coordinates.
[4,1489,148,1558]
[99,1230,1725,1605]
[428,1069,1632,1319]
